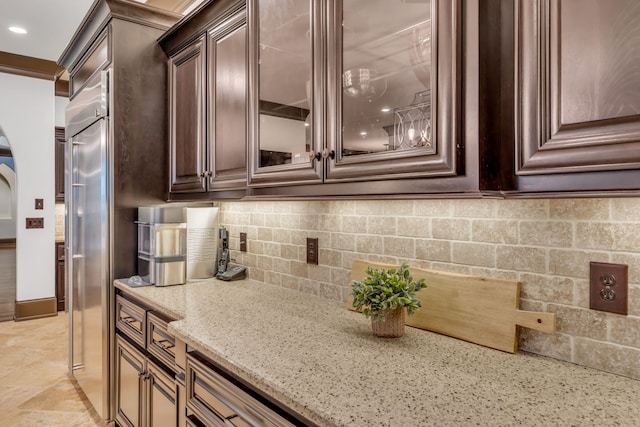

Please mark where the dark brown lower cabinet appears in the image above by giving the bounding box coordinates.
[115,291,181,427]
[55,242,65,311]
[115,335,178,427]
[114,292,310,427]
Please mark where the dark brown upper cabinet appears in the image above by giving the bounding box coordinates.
[168,36,207,193]
[162,0,640,200]
[160,0,247,200]
[501,0,640,195]
[247,0,488,198]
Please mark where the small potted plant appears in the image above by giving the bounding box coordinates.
[351,263,427,337]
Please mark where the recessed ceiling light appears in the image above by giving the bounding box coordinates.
[359,131,367,136]
[381,107,391,113]
[9,26,27,34]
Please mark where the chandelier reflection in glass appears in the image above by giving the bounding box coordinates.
[392,90,432,150]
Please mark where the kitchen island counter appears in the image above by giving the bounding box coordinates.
[115,278,640,426]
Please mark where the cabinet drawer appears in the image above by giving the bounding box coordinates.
[147,311,177,371]
[116,294,147,348]
[186,355,296,427]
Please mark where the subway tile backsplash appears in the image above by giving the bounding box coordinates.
[219,198,640,380]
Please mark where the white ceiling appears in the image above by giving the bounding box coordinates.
[0,0,95,62]
[0,0,205,64]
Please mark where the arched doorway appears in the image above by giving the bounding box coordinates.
[0,126,17,321]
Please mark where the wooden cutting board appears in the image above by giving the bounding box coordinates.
[347,260,556,353]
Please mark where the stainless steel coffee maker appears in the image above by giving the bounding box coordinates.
[137,205,220,286]
[137,206,187,286]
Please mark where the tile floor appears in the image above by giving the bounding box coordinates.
[0,313,106,426]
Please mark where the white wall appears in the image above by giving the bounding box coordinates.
[0,73,55,301]
[55,96,68,127]
[259,114,307,154]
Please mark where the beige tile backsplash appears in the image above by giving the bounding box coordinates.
[219,198,640,380]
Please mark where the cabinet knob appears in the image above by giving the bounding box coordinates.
[322,149,336,160]
[312,152,322,161]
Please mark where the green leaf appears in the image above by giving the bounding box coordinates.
[351,263,428,319]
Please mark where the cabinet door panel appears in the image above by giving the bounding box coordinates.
[247,0,324,186]
[115,336,145,427]
[147,361,178,427]
[170,37,207,193]
[325,0,461,181]
[516,0,640,175]
[208,12,248,191]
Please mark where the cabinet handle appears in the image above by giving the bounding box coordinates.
[155,339,175,350]
[122,316,136,324]
[224,415,240,426]
[199,171,212,178]
[311,150,335,161]
[322,149,336,160]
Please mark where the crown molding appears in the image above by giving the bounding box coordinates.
[0,50,63,81]
[55,78,70,97]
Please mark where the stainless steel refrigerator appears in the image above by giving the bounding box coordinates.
[60,3,178,420]
[65,70,111,418]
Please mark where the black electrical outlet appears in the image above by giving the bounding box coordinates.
[240,232,247,252]
[26,217,44,229]
[307,238,318,265]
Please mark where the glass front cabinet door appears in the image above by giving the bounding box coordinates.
[248,0,462,192]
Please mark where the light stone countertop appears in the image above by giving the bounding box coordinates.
[115,278,640,427]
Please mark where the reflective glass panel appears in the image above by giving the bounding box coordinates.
[258,0,313,167]
[342,0,432,156]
